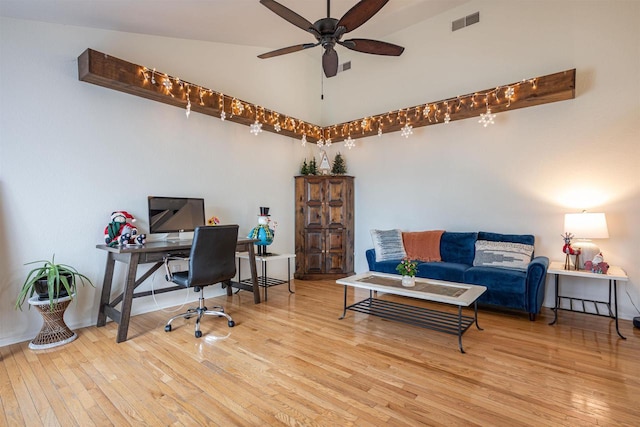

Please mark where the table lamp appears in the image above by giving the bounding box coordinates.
[564,211,609,269]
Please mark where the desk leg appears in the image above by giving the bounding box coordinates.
[97,253,116,327]
[116,253,140,343]
[549,273,559,326]
[247,244,261,304]
[612,279,626,340]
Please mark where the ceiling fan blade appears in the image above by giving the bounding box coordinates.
[258,43,318,59]
[260,0,318,36]
[339,38,404,56]
[337,0,389,33]
[323,48,339,78]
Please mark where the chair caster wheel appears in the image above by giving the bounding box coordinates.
[195,330,202,338]
[228,320,235,327]
[165,325,171,332]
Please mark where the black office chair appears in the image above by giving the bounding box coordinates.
[164,225,238,338]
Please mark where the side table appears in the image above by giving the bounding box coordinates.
[28,295,77,350]
[547,261,628,339]
[236,252,295,301]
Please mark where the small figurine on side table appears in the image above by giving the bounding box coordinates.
[584,252,609,274]
[248,207,277,256]
[562,232,581,270]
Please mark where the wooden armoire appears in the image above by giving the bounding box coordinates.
[294,175,354,280]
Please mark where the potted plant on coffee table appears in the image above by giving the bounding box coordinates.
[15,255,93,349]
[396,258,418,287]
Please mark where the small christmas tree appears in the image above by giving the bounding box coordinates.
[332,152,347,175]
[308,157,318,175]
[300,159,309,175]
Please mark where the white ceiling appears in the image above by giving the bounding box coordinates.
[0,0,469,50]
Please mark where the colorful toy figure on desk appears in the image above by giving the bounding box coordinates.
[562,232,581,270]
[584,253,609,274]
[207,215,220,226]
[104,211,146,247]
[248,207,276,256]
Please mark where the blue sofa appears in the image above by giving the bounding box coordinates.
[366,231,549,320]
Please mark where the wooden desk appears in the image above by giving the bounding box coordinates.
[96,238,259,343]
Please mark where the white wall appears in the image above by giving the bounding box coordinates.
[0,18,315,346]
[318,0,640,319]
[1,0,639,346]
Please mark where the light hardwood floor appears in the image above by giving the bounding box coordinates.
[2,279,639,426]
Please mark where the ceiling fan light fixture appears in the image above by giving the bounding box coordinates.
[258,0,404,78]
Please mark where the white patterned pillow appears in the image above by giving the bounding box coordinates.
[370,229,407,262]
[473,240,534,270]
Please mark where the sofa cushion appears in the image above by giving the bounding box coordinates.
[440,232,478,265]
[370,229,406,262]
[478,231,534,246]
[402,230,444,262]
[465,266,527,293]
[417,262,469,282]
[473,240,534,271]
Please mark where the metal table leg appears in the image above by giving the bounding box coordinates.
[339,285,348,319]
[612,279,626,339]
[549,273,559,325]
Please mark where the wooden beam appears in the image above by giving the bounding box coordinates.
[78,49,575,144]
[325,69,576,141]
[78,49,322,141]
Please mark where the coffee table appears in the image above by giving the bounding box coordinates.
[336,272,486,353]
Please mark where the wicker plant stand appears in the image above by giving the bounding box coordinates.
[28,295,77,350]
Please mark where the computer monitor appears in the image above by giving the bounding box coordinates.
[148,196,205,239]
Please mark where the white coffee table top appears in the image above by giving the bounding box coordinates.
[337,272,486,307]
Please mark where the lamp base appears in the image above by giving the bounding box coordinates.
[571,240,601,270]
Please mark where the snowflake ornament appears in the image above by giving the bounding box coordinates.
[344,136,355,150]
[478,108,496,127]
[400,123,413,138]
[250,120,263,135]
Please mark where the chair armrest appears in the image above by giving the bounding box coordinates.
[164,255,189,281]
[526,256,549,313]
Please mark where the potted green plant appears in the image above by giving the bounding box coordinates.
[15,255,93,311]
[396,258,418,287]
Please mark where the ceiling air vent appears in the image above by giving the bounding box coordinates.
[338,61,351,73]
[452,12,480,32]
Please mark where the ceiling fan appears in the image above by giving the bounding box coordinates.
[258,0,405,78]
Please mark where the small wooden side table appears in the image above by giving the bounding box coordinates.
[28,295,77,350]
[547,261,628,339]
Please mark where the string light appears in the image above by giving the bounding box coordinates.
[185,84,191,118]
[249,105,262,135]
[136,61,540,143]
[301,133,307,146]
[400,123,413,138]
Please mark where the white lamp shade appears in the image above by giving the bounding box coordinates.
[564,212,609,239]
